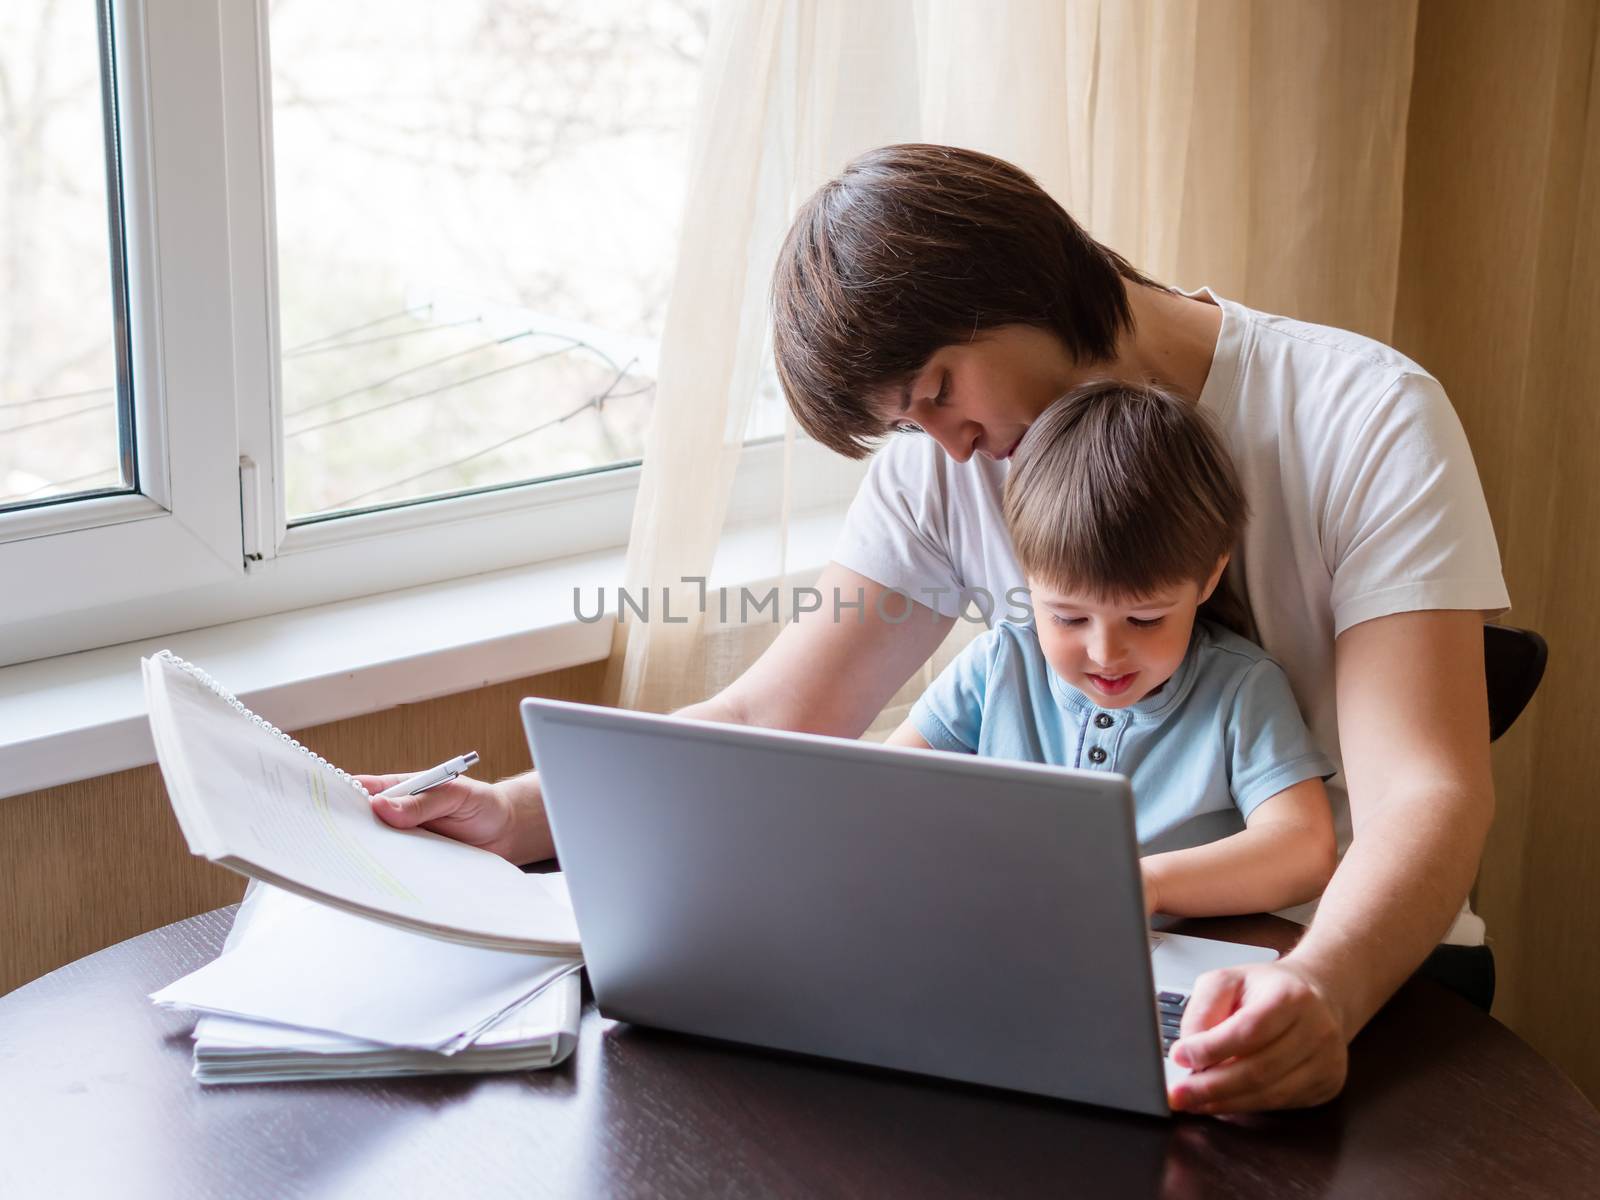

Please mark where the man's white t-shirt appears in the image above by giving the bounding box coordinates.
[830,289,1510,945]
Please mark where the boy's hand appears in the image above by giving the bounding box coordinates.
[357,772,523,861]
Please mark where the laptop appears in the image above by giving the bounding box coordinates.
[520,697,1277,1117]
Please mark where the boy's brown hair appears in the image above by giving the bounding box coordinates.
[1003,382,1252,634]
[771,143,1161,460]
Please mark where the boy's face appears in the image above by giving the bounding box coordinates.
[1027,559,1226,708]
[875,325,1095,464]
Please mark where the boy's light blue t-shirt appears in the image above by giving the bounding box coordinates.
[909,620,1336,854]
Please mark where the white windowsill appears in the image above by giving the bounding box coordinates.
[0,506,847,801]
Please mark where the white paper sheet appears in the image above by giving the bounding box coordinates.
[196,970,577,1053]
[143,653,579,953]
[151,884,580,1051]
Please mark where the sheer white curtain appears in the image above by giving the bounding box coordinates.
[604,1,929,717]
[609,0,1420,718]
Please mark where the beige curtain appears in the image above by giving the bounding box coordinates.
[918,0,1418,338]
[1387,0,1600,1097]
[610,0,1421,718]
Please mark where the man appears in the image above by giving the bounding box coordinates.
[363,145,1507,1115]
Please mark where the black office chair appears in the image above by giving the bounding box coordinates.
[1485,624,1547,743]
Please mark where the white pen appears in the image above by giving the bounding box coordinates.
[375,751,480,800]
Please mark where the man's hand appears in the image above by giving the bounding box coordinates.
[358,773,528,862]
[1167,959,1347,1113]
[1167,609,1495,1115]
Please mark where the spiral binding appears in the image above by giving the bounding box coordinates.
[155,649,369,795]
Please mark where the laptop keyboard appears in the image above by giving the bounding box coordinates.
[1157,991,1189,1057]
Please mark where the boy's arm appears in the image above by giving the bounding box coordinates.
[1141,778,1336,917]
[885,720,934,750]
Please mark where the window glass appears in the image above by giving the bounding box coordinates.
[270,0,710,520]
[0,2,131,514]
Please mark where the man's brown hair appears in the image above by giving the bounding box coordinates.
[1003,382,1251,633]
[771,143,1160,459]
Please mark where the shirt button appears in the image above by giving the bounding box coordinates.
[1094,713,1114,729]
[1088,747,1108,764]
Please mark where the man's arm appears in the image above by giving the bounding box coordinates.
[367,564,956,864]
[1169,609,1494,1112]
[708,565,958,736]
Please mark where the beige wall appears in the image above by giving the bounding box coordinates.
[0,660,607,997]
[1393,0,1600,1098]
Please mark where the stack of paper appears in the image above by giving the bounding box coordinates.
[152,880,583,1084]
[189,984,579,1084]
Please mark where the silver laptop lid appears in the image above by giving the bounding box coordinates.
[522,697,1169,1116]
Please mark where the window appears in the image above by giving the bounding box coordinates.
[3,1,846,669]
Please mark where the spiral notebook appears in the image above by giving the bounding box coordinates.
[142,650,580,955]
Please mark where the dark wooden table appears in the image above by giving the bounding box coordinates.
[3,908,1598,1199]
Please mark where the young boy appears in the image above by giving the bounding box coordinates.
[887,382,1337,918]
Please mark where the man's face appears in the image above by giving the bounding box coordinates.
[873,325,1096,463]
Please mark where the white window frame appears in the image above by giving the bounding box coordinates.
[0,1,865,669]
[1,2,245,635]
